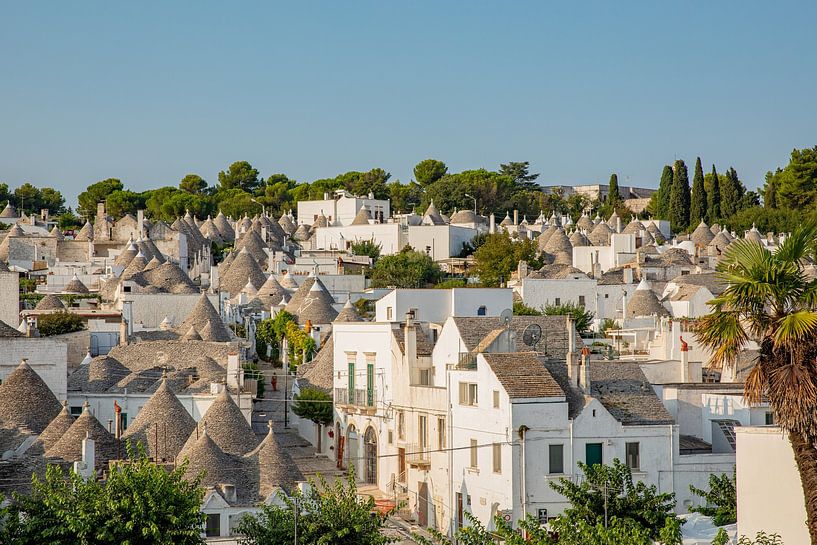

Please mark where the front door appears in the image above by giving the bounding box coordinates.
[397,448,406,483]
[456,493,463,529]
[364,428,377,485]
[418,481,430,526]
[586,442,603,466]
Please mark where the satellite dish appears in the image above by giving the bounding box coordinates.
[499,308,513,327]
[522,324,542,348]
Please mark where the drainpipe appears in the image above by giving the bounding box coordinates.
[518,425,529,526]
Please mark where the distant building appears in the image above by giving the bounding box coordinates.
[296,189,390,227]
[540,183,656,202]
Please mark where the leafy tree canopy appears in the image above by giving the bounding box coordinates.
[217,160,261,193]
[292,387,333,425]
[370,246,442,288]
[414,159,448,186]
[179,173,208,194]
[78,178,123,218]
[768,146,817,210]
[37,310,85,336]
[473,232,540,287]
[544,302,594,333]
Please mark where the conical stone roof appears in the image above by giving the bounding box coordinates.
[0,202,17,218]
[179,389,257,457]
[121,375,196,461]
[576,214,594,232]
[537,225,558,251]
[691,221,715,246]
[219,249,267,297]
[64,274,90,294]
[334,299,361,323]
[0,360,62,433]
[142,261,198,294]
[45,401,119,467]
[255,275,288,308]
[74,221,93,241]
[234,229,268,265]
[49,226,64,240]
[176,293,232,342]
[588,221,613,246]
[37,402,74,452]
[35,294,66,311]
[181,426,241,492]
[626,279,670,318]
[285,276,338,324]
[246,421,304,498]
[278,213,296,235]
[214,212,235,242]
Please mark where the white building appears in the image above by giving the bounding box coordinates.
[297,190,390,227]
[375,288,513,325]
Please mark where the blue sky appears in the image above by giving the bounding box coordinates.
[2,1,815,207]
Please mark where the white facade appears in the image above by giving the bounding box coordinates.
[297,192,390,227]
[0,338,68,401]
[311,223,404,254]
[407,225,478,262]
[736,427,808,545]
[375,288,513,325]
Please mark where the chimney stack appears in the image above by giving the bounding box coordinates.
[404,312,417,367]
[680,336,690,382]
[489,213,496,234]
[227,352,241,390]
[616,216,622,233]
[566,316,579,387]
[513,209,519,226]
[119,319,128,346]
[579,346,591,393]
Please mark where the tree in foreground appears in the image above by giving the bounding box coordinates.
[36,310,85,336]
[417,459,680,545]
[695,223,817,543]
[292,387,333,427]
[688,469,736,526]
[237,471,393,545]
[1,444,204,545]
[370,246,443,288]
[648,165,673,219]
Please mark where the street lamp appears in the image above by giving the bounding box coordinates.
[250,198,265,217]
[464,193,477,214]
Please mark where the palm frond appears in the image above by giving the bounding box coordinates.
[744,363,766,406]
[774,223,817,263]
[773,310,817,347]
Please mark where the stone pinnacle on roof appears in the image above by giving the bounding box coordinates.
[45,400,119,468]
[0,359,62,433]
[121,375,197,461]
[626,278,670,319]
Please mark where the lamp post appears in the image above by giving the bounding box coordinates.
[464,193,477,214]
[250,198,265,217]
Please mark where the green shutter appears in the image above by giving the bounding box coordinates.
[348,360,355,404]
[585,443,603,466]
[367,363,374,406]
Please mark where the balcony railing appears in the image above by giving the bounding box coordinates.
[334,387,377,408]
[405,442,431,467]
[456,352,477,370]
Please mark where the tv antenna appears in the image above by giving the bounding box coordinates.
[522,323,542,352]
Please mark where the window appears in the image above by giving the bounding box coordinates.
[626,442,640,470]
[437,417,446,450]
[397,411,405,440]
[386,307,393,320]
[459,382,478,406]
[765,412,774,425]
[492,443,502,473]
[365,353,375,406]
[469,439,478,468]
[605,293,609,299]
[537,509,549,525]
[388,430,393,444]
[492,390,500,409]
[346,352,356,404]
[205,513,221,537]
[549,444,564,474]
[578,295,585,307]
[418,369,431,386]
[477,305,487,316]
[418,415,428,451]
[554,297,561,306]
[70,406,83,417]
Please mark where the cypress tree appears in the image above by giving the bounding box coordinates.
[707,165,721,222]
[720,166,743,217]
[690,157,707,226]
[607,173,621,206]
[669,159,691,233]
[656,165,673,219]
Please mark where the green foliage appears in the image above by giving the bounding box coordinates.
[690,157,707,226]
[544,302,594,333]
[349,238,381,260]
[353,298,374,320]
[414,159,448,186]
[550,459,679,542]
[57,210,82,230]
[423,169,519,216]
[179,173,208,194]
[712,527,730,545]
[721,206,802,235]
[606,173,621,206]
[105,190,145,218]
[218,160,261,193]
[689,469,737,525]
[370,246,443,288]
[649,165,673,219]
[385,180,423,213]
[434,278,467,289]
[600,318,620,336]
[78,178,123,218]
[719,167,745,218]
[2,446,205,545]
[37,311,85,336]
[243,362,265,398]
[284,321,316,369]
[292,387,333,425]
[706,165,721,222]
[736,532,783,545]
[669,160,691,232]
[513,300,542,315]
[768,145,817,210]
[11,183,66,216]
[472,232,539,287]
[499,161,540,189]
[255,310,296,362]
[237,471,394,545]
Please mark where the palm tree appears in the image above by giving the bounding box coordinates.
[696,224,817,542]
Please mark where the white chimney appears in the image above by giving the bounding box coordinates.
[616,216,622,233]
[566,316,579,387]
[489,213,496,234]
[226,352,241,390]
[404,312,417,367]
[680,337,690,382]
[513,209,519,226]
[579,346,591,393]
[623,267,634,285]
[73,432,95,480]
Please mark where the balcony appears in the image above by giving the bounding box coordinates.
[405,442,431,469]
[334,387,378,415]
[456,352,477,370]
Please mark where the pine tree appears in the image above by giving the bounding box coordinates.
[607,173,621,206]
[655,165,673,218]
[690,157,707,226]
[707,165,721,222]
[669,159,691,233]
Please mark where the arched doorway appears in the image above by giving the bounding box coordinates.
[346,425,359,478]
[364,427,378,485]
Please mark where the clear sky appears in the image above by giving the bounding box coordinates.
[2,1,815,207]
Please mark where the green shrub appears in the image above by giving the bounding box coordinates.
[37,311,84,336]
